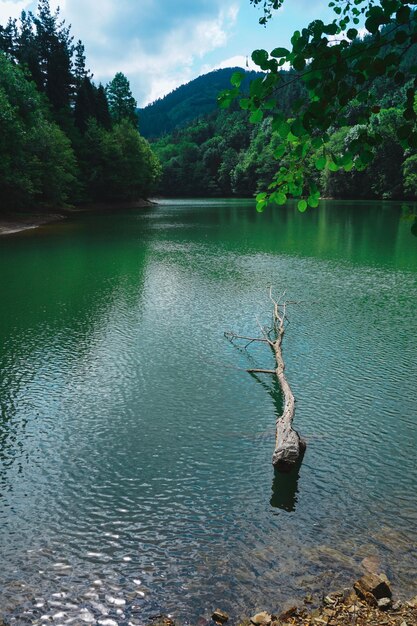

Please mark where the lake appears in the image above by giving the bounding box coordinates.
[0,199,416,625]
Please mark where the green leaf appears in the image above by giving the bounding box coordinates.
[230,71,245,88]
[256,192,267,202]
[274,144,286,159]
[274,192,287,205]
[271,47,290,58]
[218,96,232,109]
[291,117,306,137]
[346,28,358,40]
[250,109,263,123]
[277,121,291,139]
[307,196,319,208]
[315,156,327,170]
[292,56,306,71]
[239,98,250,110]
[298,199,308,212]
[256,200,267,213]
[396,5,411,24]
[251,49,269,68]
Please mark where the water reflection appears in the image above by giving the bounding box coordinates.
[248,370,305,512]
[0,200,416,624]
[270,461,303,512]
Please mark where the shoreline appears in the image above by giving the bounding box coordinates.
[1,573,416,626]
[0,199,156,236]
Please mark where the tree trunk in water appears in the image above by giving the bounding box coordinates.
[225,289,306,472]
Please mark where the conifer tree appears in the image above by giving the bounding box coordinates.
[106,72,138,126]
[95,84,112,130]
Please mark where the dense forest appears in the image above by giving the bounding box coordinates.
[138,68,262,139]
[2,1,417,208]
[0,0,160,211]
[150,39,417,201]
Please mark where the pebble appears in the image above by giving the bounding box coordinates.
[52,612,67,621]
[83,591,99,600]
[250,611,272,626]
[98,620,118,626]
[105,595,126,606]
[78,608,96,623]
[377,597,392,610]
[90,601,109,615]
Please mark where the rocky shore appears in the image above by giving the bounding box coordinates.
[202,574,417,626]
[1,570,416,626]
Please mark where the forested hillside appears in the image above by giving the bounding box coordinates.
[152,31,417,202]
[0,0,160,211]
[138,68,262,139]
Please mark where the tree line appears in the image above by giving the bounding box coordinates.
[152,25,417,205]
[0,0,160,211]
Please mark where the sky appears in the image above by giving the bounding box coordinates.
[0,0,335,107]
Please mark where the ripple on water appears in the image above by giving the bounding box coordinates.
[0,200,416,624]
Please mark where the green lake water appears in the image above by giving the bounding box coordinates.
[0,199,416,624]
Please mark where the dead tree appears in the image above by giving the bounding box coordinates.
[225,289,306,472]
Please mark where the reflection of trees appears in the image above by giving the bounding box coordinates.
[154,200,410,271]
[0,217,151,486]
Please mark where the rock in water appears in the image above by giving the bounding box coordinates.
[354,573,392,605]
[212,610,229,624]
[361,555,381,574]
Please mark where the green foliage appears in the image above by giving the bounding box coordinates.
[0,51,77,208]
[106,72,138,126]
[79,120,160,202]
[219,0,417,219]
[138,68,262,139]
[403,154,417,196]
[0,1,160,210]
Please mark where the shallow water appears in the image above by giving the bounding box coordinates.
[0,199,416,625]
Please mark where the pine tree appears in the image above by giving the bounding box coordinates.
[106,72,138,126]
[0,18,18,58]
[17,11,42,88]
[95,84,112,130]
[73,39,87,89]
[33,0,74,111]
[74,77,96,132]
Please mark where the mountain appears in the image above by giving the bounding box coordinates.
[138,67,262,139]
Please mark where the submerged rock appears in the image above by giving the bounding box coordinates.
[360,556,381,574]
[212,609,229,624]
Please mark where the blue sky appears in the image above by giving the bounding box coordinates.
[0,0,335,106]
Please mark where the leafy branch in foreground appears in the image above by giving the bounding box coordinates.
[218,0,417,219]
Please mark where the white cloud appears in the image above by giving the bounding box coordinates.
[201,54,258,74]
[0,0,31,22]
[1,0,239,105]
[70,2,240,106]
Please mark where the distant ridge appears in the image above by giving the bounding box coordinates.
[138,67,262,139]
